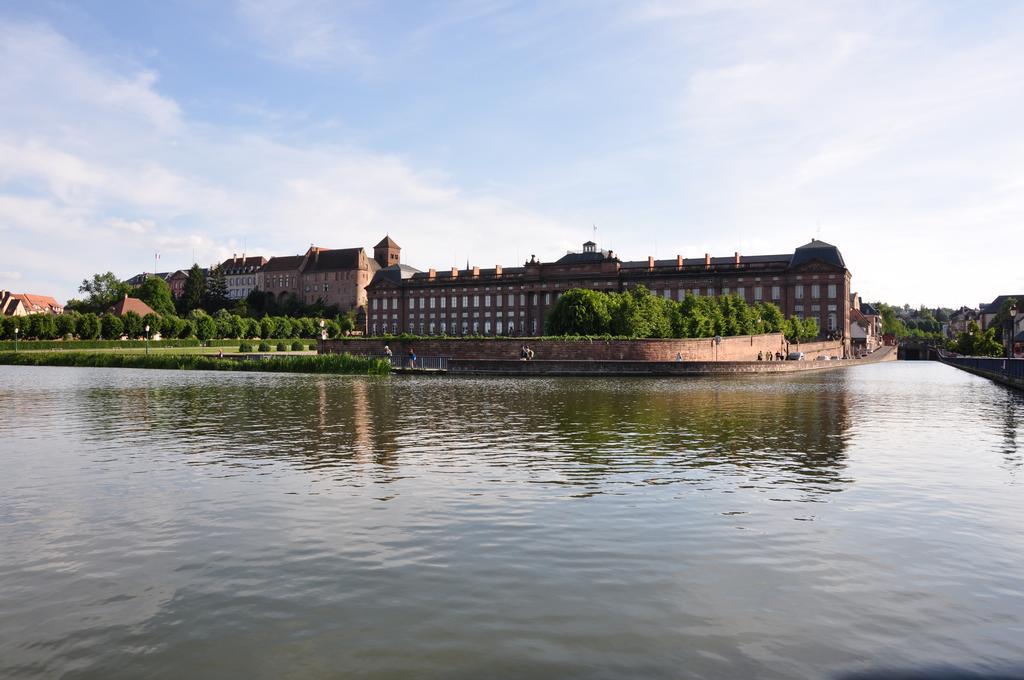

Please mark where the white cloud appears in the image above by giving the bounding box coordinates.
[0,21,577,303]
[234,0,369,68]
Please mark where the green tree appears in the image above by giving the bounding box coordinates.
[259,316,276,339]
[142,313,163,338]
[136,276,176,316]
[75,272,131,313]
[189,310,216,341]
[336,311,356,335]
[974,328,1005,357]
[77,313,101,340]
[545,289,612,335]
[122,311,144,338]
[55,312,78,338]
[609,286,672,338]
[101,313,124,340]
[181,264,206,313]
[214,309,242,338]
[176,318,196,339]
[204,265,229,312]
[757,302,785,334]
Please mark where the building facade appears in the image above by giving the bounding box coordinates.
[258,241,385,314]
[220,255,267,300]
[366,239,853,349]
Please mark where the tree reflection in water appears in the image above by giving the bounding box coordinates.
[75,372,854,499]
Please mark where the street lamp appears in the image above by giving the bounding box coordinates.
[1008,305,1018,359]
[14,326,19,352]
[145,324,150,355]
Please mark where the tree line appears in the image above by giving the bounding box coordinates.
[544,286,820,341]
[0,310,348,342]
[67,267,351,319]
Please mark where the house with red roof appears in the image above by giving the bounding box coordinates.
[1,290,64,316]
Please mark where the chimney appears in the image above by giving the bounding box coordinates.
[451,267,459,278]
[472,266,480,277]
[233,253,237,264]
[676,254,683,270]
[647,255,655,271]
[495,265,502,277]
[734,251,741,265]
[428,268,436,280]
[704,253,711,269]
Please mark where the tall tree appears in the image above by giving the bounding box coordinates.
[204,265,229,312]
[136,276,176,316]
[76,272,131,313]
[182,264,206,313]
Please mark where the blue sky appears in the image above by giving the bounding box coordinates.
[1,0,1023,308]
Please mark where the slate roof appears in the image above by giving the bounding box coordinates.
[860,302,880,316]
[220,256,267,274]
[304,248,364,272]
[790,239,846,269]
[371,264,422,286]
[981,294,1023,313]
[555,251,612,265]
[262,255,305,272]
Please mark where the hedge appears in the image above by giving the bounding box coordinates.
[0,338,317,351]
[0,351,391,375]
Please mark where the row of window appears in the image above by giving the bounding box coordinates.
[794,284,838,300]
[371,320,540,336]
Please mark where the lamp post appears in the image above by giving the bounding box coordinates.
[1008,305,1018,359]
[14,326,19,352]
[145,324,150,355]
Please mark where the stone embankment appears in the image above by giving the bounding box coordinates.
[446,345,895,376]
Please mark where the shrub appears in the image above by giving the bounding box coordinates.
[276,342,288,351]
[239,341,253,352]
[308,342,317,351]
[258,341,270,352]
[291,340,304,351]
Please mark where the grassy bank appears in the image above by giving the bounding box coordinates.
[0,351,390,376]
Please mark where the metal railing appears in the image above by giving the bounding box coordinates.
[943,356,1024,382]
[357,353,448,371]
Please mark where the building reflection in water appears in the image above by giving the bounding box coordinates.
[66,371,860,501]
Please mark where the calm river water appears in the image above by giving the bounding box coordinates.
[1,362,1023,679]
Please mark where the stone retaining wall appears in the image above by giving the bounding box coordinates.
[445,350,892,376]
[322,334,845,363]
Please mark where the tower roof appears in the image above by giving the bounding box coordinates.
[375,235,400,249]
[790,239,846,269]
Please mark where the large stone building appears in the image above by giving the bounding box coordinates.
[258,240,386,314]
[366,239,853,348]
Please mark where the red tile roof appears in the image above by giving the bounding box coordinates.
[2,293,63,314]
[110,295,156,317]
